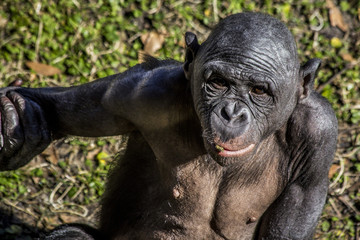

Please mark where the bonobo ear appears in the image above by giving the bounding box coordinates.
[184,32,200,80]
[299,58,321,100]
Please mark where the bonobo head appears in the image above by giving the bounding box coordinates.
[183,12,321,166]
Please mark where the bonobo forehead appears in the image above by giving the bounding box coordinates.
[198,12,299,80]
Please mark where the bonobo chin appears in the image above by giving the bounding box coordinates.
[0,12,337,240]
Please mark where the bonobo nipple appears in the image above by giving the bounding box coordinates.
[246,216,257,224]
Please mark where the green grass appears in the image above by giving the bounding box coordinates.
[0,0,360,239]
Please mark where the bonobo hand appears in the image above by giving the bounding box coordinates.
[0,88,51,170]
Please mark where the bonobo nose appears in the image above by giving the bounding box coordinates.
[220,103,249,125]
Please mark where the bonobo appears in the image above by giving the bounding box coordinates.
[0,12,337,240]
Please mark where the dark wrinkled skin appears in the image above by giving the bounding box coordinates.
[0,13,337,240]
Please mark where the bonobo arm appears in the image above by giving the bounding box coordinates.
[0,76,134,170]
[14,76,136,138]
[257,93,337,240]
[0,59,185,170]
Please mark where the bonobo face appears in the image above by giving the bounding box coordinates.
[186,13,301,165]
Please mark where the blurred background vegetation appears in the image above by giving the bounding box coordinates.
[0,0,359,239]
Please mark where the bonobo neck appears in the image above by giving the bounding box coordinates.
[174,82,207,156]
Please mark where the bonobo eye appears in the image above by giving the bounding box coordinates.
[206,78,228,91]
[250,86,267,95]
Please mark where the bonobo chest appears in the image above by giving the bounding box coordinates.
[157,155,282,240]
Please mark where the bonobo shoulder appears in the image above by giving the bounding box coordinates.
[106,56,183,95]
[101,56,187,126]
[140,54,181,70]
[291,91,338,146]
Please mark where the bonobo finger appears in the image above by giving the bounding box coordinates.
[9,92,42,146]
[9,94,51,169]
[0,95,24,157]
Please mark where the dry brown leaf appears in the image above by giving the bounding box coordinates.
[25,61,61,76]
[178,38,185,48]
[41,144,59,165]
[138,50,147,63]
[326,0,349,32]
[32,176,40,185]
[86,148,101,160]
[29,73,37,82]
[340,53,357,64]
[59,214,80,224]
[43,216,60,227]
[140,31,164,55]
[0,15,7,28]
[328,164,340,179]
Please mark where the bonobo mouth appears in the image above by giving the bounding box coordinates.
[214,143,255,157]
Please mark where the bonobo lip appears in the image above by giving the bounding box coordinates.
[215,143,255,157]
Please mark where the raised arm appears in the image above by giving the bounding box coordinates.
[0,59,185,170]
[14,74,136,138]
[0,74,135,170]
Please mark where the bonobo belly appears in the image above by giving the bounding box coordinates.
[130,156,281,240]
